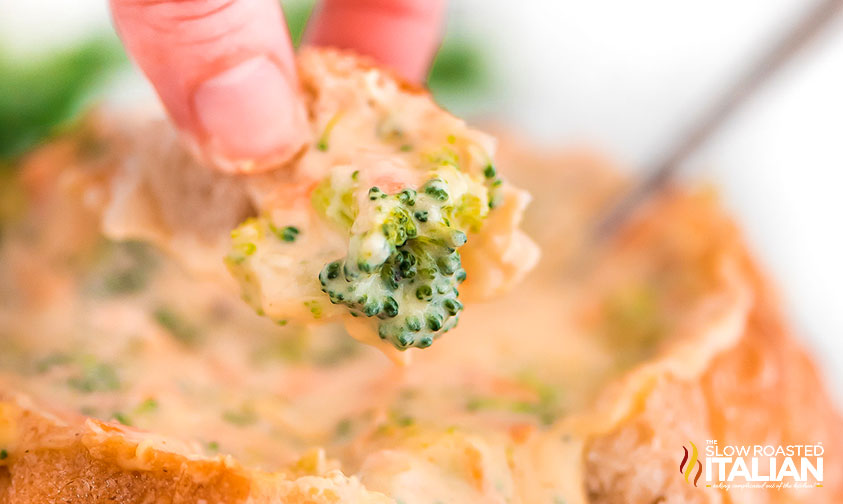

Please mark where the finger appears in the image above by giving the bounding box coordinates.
[110,0,310,173]
[305,0,447,83]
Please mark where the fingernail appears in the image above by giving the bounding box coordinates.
[192,56,309,172]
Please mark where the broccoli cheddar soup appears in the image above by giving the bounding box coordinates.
[1,49,841,504]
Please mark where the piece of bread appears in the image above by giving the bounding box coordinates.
[50,47,540,357]
[0,395,390,503]
[578,190,843,503]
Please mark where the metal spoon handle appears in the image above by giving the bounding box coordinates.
[593,0,843,240]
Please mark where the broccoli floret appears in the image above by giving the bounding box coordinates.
[224,142,508,351]
[319,180,470,350]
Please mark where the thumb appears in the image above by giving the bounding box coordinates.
[110,0,310,173]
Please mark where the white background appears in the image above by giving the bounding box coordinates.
[2,0,841,404]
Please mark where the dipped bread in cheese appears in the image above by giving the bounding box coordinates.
[83,48,539,359]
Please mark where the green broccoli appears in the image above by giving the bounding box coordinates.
[318,177,477,350]
[225,141,507,351]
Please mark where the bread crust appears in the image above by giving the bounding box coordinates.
[0,394,390,503]
[581,191,843,504]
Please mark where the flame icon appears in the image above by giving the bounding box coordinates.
[680,441,703,486]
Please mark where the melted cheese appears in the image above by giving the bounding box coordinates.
[0,50,758,503]
[0,144,752,503]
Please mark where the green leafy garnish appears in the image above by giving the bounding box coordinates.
[112,412,132,426]
[88,241,158,297]
[0,37,125,162]
[153,307,200,345]
[270,224,300,242]
[134,398,159,415]
[222,405,258,427]
[67,359,121,393]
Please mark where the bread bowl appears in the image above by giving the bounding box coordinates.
[0,48,840,504]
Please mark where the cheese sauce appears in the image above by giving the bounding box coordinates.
[0,52,754,504]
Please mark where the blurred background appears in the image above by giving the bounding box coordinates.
[1,0,841,402]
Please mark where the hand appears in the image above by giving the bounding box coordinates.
[109,0,446,173]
